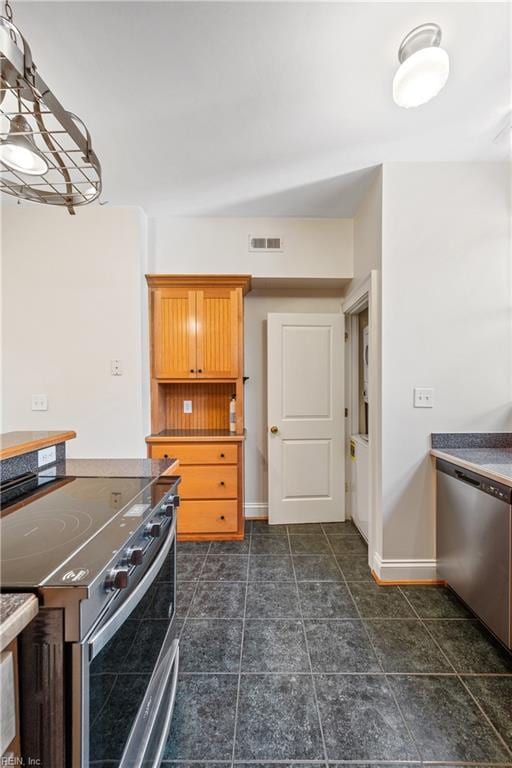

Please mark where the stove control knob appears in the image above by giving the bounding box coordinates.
[161,503,174,518]
[124,547,144,566]
[105,568,129,592]
[145,521,162,538]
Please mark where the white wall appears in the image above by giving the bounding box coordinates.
[380,162,512,566]
[1,205,149,457]
[149,216,353,277]
[244,291,344,513]
[353,169,382,279]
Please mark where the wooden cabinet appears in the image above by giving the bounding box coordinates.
[153,288,196,379]
[152,284,240,380]
[146,275,251,540]
[148,439,243,537]
[196,288,240,379]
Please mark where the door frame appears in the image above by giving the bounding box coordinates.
[342,271,381,575]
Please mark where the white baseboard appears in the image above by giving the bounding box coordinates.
[372,553,438,582]
[244,503,268,519]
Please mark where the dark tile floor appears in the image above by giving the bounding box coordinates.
[163,520,512,766]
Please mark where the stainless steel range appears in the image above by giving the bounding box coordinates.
[1,468,181,768]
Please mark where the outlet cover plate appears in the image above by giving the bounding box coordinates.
[414,387,434,408]
[38,445,56,467]
[31,394,48,411]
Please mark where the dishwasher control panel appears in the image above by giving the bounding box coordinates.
[481,482,510,502]
[437,459,512,505]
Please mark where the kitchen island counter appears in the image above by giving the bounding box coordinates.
[0,594,38,652]
[0,430,76,460]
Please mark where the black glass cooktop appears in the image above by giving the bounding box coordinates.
[1,476,152,587]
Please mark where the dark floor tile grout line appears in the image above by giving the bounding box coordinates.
[177,540,212,637]
[324,532,422,762]
[288,524,330,767]
[229,535,250,768]
[397,586,512,759]
[106,669,511,678]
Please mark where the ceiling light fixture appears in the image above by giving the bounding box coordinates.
[0,0,102,213]
[393,23,450,109]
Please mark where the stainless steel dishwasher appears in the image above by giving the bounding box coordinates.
[437,458,512,649]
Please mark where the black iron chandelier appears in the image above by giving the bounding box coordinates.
[0,0,102,214]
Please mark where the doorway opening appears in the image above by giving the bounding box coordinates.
[343,272,379,559]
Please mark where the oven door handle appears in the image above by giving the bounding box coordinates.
[87,516,177,659]
[119,636,180,768]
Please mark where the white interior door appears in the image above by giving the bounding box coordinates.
[267,313,345,525]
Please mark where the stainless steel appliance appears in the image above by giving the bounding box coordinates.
[1,470,181,768]
[437,458,512,648]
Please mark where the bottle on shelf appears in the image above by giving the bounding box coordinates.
[229,394,236,433]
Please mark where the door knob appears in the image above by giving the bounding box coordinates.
[270,426,279,434]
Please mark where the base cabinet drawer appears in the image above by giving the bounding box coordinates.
[178,501,238,534]
[179,465,237,499]
[150,443,237,464]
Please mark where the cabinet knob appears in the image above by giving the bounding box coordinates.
[190,369,195,373]
[219,481,225,487]
[164,453,169,458]
[220,515,225,520]
[220,453,225,458]
[270,426,279,434]
[198,369,203,373]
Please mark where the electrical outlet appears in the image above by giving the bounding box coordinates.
[31,394,48,411]
[110,492,123,509]
[111,359,122,376]
[38,445,56,467]
[183,400,193,414]
[414,387,434,408]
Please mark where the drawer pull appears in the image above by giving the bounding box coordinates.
[220,453,225,459]
[220,515,225,520]
[219,481,225,487]
[164,453,169,458]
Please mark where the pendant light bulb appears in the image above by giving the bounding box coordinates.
[0,114,49,175]
[393,23,450,109]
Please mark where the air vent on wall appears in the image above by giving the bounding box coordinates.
[249,236,283,252]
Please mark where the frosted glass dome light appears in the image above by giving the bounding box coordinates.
[393,23,450,109]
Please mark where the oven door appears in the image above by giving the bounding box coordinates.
[73,516,179,768]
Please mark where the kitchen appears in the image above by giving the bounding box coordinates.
[1,2,511,768]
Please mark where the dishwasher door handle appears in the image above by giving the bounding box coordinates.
[454,470,481,488]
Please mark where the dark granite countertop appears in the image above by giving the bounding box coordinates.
[431,433,512,487]
[147,429,245,442]
[42,457,179,478]
[0,593,38,651]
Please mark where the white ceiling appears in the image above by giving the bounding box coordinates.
[10,1,512,217]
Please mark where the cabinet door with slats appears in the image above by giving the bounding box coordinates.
[195,288,240,378]
[153,288,197,379]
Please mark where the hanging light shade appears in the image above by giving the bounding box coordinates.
[0,5,102,213]
[0,113,49,175]
[393,23,450,109]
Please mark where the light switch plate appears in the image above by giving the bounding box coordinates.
[183,400,193,414]
[31,394,48,411]
[414,387,434,408]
